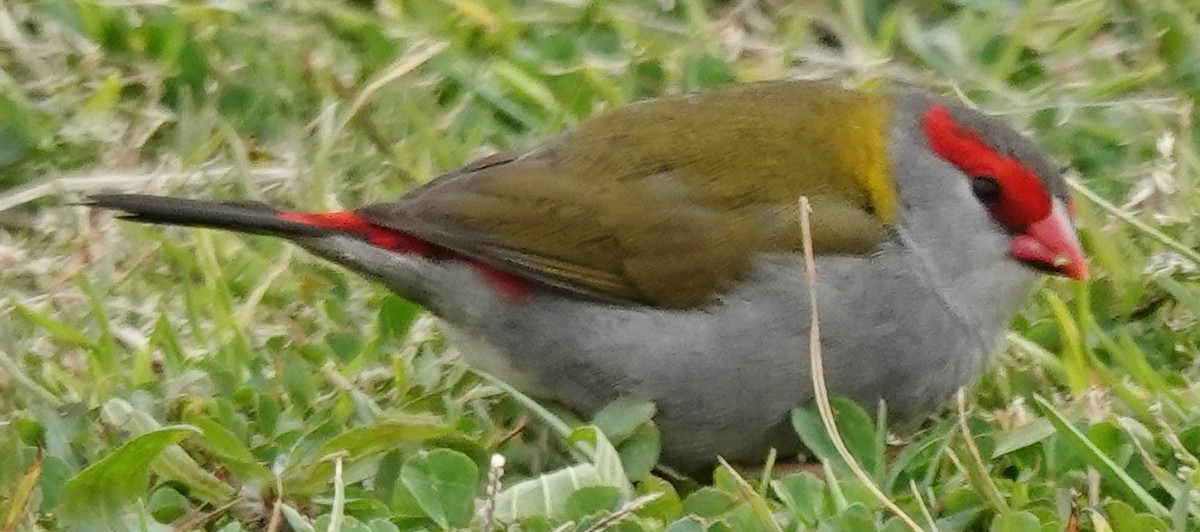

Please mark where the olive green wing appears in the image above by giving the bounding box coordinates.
[358,81,896,308]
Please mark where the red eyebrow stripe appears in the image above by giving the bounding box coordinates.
[922,106,997,177]
[921,105,1052,230]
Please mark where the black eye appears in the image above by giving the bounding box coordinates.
[971,176,1002,205]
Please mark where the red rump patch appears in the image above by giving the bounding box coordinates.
[921,105,1052,231]
[471,262,533,299]
[278,211,532,300]
[280,211,433,254]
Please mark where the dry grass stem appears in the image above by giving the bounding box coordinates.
[798,196,924,532]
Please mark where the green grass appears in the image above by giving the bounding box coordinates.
[1,0,1198,530]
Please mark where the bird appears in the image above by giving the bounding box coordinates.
[86,80,1088,475]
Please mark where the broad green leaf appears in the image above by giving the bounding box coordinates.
[316,414,448,458]
[569,425,632,496]
[399,449,479,529]
[492,464,604,523]
[617,423,661,480]
[101,399,235,504]
[378,295,421,339]
[285,415,449,493]
[636,474,683,522]
[989,510,1041,532]
[773,472,828,524]
[665,517,706,532]
[13,418,46,447]
[791,398,879,476]
[592,398,656,444]
[326,331,364,363]
[147,486,189,523]
[365,519,402,532]
[991,419,1057,457]
[562,485,623,522]
[279,503,318,532]
[187,415,273,482]
[822,502,874,531]
[681,487,737,518]
[1104,500,1168,532]
[57,426,197,530]
[37,455,72,511]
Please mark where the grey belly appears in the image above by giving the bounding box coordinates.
[451,253,1010,472]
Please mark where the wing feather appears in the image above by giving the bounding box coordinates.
[358,81,895,307]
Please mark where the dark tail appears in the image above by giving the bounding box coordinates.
[86,194,337,238]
